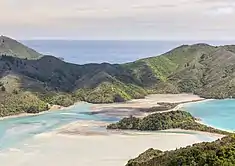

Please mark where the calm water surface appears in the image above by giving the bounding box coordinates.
[0,100,228,149]
[184,99,235,131]
[0,103,119,149]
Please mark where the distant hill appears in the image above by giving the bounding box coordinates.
[1,36,235,116]
[0,36,43,60]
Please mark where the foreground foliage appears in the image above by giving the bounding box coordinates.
[126,135,235,166]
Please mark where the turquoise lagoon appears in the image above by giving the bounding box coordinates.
[184,99,235,132]
[0,103,119,149]
[1,99,232,150]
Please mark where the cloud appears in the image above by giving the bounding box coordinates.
[0,0,235,40]
[207,6,235,15]
[197,0,235,16]
[196,0,234,3]
[131,4,178,9]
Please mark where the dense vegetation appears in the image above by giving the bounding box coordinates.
[126,135,235,166]
[0,91,48,116]
[107,111,230,135]
[1,36,235,116]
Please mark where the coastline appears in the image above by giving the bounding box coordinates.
[90,94,206,117]
[0,93,229,135]
[156,98,214,114]
[0,93,229,166]
[0,93,228,135]
[54,119,226,139]
[0,106,64,121]
[0,94,204,120]
[195,120,234,133]
[0,101,86,121]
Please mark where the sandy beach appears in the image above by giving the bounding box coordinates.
[0,127,224,166]
[0,94,204,120]
[90,93,205,117]
[93,93,204,109]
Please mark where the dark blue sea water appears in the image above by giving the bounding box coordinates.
[21,40,235,64]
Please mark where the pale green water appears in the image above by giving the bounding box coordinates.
[0,103,119,149]
[0,101,224,150]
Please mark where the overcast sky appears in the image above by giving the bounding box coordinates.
[1,0,235,40]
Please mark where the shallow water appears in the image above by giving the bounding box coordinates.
[184,99,235,131]
[1,99,230,150]
[0,103,119,149]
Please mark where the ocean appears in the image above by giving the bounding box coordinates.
[21,40,235,64]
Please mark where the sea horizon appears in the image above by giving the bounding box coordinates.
[21,40,235,65]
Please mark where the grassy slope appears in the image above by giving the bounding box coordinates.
[0,36,43,60]
[134,44,235,98]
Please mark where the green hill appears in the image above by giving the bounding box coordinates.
[0,36,43,60]
[128,44,235,99]
[1,37,235,116]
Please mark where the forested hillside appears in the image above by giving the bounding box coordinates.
[1,36,235,116]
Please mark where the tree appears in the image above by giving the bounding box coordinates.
[13,89,19,94]
[1,86,6,92]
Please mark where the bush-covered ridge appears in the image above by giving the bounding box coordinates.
[107,111,230,135]
[126,135,235,166]
[1,37,235,116]
[0,91,49,116]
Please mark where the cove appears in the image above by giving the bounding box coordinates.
[184,99,235,132]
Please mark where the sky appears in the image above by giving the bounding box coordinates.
[1,0,235,40]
